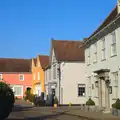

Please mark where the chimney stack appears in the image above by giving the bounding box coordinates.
[117,0,120,14]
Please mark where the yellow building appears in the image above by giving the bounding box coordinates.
[31,55,49,96]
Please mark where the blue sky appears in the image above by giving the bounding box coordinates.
[0,0,116,58]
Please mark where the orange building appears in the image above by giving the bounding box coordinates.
[31,55,49,96]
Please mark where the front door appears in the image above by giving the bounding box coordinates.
[35,84,41,96]
[99,78,110,110]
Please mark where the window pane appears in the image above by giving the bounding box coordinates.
[102,49,106,59]
[112,44,116,55]
[14,87,22,96]
[20,75,24,80]
[112,32,116,44]
[102,38,105,49]
[78,84,85,96]
[53,65,56,79]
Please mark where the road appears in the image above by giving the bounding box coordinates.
[7,100,83,120]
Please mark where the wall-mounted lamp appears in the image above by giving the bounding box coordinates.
[95,81,98,87]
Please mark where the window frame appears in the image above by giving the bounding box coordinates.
[53,64,56,79]
[19,74,24,81]
[87,48,90,65]
[111,31,117,56]
[101,37,106,60]
[38,72,40,80]
[88,77,92,97]
[78,84,86,97]
[112,72,118,99]
[0,74,3,80]
[93,42,97,63]
[13,85,23,96]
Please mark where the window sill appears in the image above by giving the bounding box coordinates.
[111,54,117,58]
[93,61,97,64]
[112,98,118,100]
[87,64,91,66]
[101,58,106,61]
[94,96,99,98]
[78,96,86,97]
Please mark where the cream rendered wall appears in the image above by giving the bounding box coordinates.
[60,62,86,104]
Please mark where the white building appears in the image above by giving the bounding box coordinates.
[44,39,86,105]
[84,3,120,112]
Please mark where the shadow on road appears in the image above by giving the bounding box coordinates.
[7,111,67,120]
[12,105,34,112]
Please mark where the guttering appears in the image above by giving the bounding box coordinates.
[85,14,120,44]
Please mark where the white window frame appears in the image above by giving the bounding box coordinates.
[101,37,106,60]
[78,84,86,97]
[13,85,23,97]
[19,74,24,81]
[38,72,40,80]
[49,69,51,80]
[112,72,118,99]
[88,77,92,97]
[0,74,3,80]
[87,48,90,65]
[111,31,117,56]
[93,43,97,63]
[53,64,56,79]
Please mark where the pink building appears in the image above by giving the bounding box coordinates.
[0,58,32,99]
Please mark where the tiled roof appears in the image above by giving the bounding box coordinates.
[0,58,32,72]
[38,55,49,69]
[52,40,84,61]
[88,6,119,40]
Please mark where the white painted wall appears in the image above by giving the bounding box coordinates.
[85,26,120,107]
[60,62,86,104]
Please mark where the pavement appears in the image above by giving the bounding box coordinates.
[6,100,120,120]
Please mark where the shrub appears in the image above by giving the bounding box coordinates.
[24,89,34,103]
[54,96,58,105]
[0,82,15,120]
[112,98,120,109]
[29,94,34,103]
[86,98,95,106]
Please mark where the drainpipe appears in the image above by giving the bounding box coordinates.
[57,62,61,106]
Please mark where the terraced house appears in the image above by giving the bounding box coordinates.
[84,2,120,112]
[31,55,49,96]
[44,39,86,105]
[0,58,32,99]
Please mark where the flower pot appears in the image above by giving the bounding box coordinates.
[54,104,57,108]
[112,108,120,116]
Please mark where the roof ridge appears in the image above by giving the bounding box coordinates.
[37,55,49,57]
[52,40,83,42]
[0,58,30,60]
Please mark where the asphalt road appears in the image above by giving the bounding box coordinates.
[7,101,83,120]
